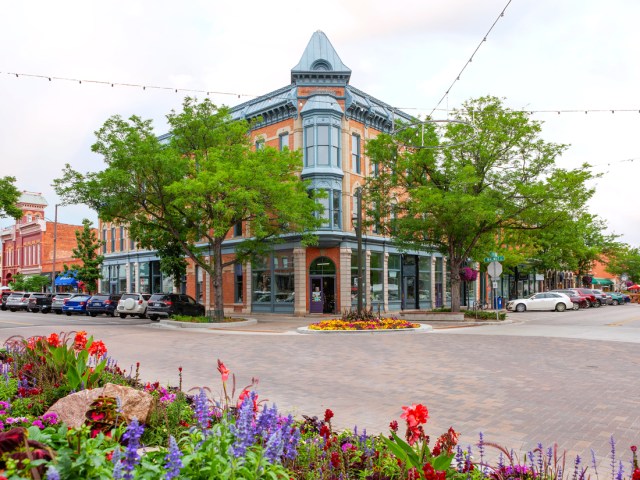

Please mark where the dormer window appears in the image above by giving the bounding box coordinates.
[311,60,332,71]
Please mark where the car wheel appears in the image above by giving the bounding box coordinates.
[65,312,71,316]
[515,303,526,312]
[148,315,159,321]
[138,313,146,319]
[555,303,566,312]
[611,299,619,306]
[9,308,16,312]
[119,313,127,319]
[572,302,580,310]
[593,300,601,308]
[55,310,62,315]
[90,312,97,317]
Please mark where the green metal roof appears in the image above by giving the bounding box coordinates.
[592,277,614,285]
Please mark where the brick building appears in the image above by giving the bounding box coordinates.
[99,31,453,314]
[0,192,89,291]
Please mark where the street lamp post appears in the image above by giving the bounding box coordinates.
[353,189,364,315]
[50,204,59,294]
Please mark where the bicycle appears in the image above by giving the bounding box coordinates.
[472,300,490,311]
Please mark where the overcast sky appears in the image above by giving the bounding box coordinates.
[2,0,639,246]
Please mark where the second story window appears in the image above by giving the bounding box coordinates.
[102,229,107,253]
[233,222,242,237]
[351,134,360,174]
[111,227,116,252]
[305,124,340,168]
[120,226,125,251]
[279,132,289,151]
[255,139,265,150]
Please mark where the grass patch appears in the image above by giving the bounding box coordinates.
[170,315,240,323]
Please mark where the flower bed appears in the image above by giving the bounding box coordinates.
[0,331,638,479]
[308,317,420,331]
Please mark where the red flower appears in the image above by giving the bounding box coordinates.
[236,389,258,411]
[74,330,87,351]
[106,451,113,461]
[88,340,107,357]
[47,333,60,347]
[423,463,446,480]
[330,451,341,468]
[401,404,429,428]
[633,469,640,480]
[633,445,638,453]
[319,424,331,439]
[217,359,230,382]
[389,420,399,432]
[407,467,420,480]
[324,409,334,423]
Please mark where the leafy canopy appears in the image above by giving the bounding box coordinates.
[0,176,22,220]
[365,96,598,311]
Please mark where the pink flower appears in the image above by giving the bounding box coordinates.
[217,359,230,382]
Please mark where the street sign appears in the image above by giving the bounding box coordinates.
[492,281,498,289]
[487,261,503,278]
[484,254,505,262]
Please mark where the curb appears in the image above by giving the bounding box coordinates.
[297,324,433,334]
[158,318,258,329]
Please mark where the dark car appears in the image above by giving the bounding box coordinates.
[146,293,205,321]
[86,294,122,317]
[5,292,31,312]
[51,293,75,315]
[552,289,588,309]
[574,288,600,308]
[0,291,13,311]
[589,289,612,306]
[27,293,54,313]
[62,294,92,316]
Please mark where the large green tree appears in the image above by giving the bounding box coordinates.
[69,219,104,294]
[606,244,640,284]
[366,96,597,312]
[0,176,23,220]
[54,97,322,319]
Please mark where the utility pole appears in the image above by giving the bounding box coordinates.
[50,204,58,294]
[356,189,363,315]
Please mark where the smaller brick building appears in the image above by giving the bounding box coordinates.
[0,192,89,291]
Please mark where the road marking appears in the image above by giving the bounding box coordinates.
[0,319,35,325]
[606,318,640,327]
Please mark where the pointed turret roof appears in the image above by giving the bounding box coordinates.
[291,30,351,84]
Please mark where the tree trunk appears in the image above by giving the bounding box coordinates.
[212,239,224,321]
[449,253,462,313]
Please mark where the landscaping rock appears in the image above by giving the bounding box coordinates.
[46,383,155,428]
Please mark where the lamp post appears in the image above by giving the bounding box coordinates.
[50,204,59,294]
[352,189,364,315]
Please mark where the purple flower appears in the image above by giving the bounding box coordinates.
[264,429,284,462]
[45,465,60,480]
[40,411,59,425]
[112,447,123,480]
[280,414,300,461]
[31,419,44,429]
[193,388,210,431]
[230,391,257,458]
[122,417,145,480]
[164,435,183,479]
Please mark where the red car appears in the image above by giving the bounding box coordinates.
[573,288,601,308]
[552,290,589,309]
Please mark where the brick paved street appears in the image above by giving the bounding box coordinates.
[2,311,638,467]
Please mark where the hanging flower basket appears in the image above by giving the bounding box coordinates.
[460,267,478,282]
[582,275,593,286]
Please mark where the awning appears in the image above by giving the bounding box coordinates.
[592,277,614,285]
[55,275,78,286]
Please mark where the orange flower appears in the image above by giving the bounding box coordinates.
[74,331,88,351]
[47,333,60,347]
[88,340,107,357]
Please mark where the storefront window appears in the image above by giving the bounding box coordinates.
[434,257,443,308]
[252,257,271,304]
[119,265,127,293]
[419,256,431,309]
[139,262,150,294]
[388,254,401,303]
[274,252,294,303]
[370,252,383,304]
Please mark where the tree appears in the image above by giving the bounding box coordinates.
[68,219,104,294]
[54,97,322,319]
[366,96,597,312]
[0,176,23,220]
[606,244,640,283]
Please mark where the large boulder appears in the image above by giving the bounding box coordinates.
[46,383,155,428]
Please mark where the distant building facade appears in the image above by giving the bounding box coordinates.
[0,192,87,290]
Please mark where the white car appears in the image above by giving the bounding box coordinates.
[116,293,151,318]
[506,292,574,312]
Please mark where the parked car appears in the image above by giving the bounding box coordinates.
[27,293,53,313]
[86,294,122,317]
[5,292,31,312]
[51,293,75,315]
[552,289,589,309]
[574,288,600,308]
[117,293,151,319]
[146,293,205,321]
[589,289,612,306]
[506,292,574,312]
[62,294,92,316]
[0,291,13,311]
[607,291,627,306]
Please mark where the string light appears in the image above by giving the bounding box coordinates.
[428,0,513,118]
[2,70,640,117]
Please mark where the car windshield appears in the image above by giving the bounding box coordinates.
[149,294,169,301]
